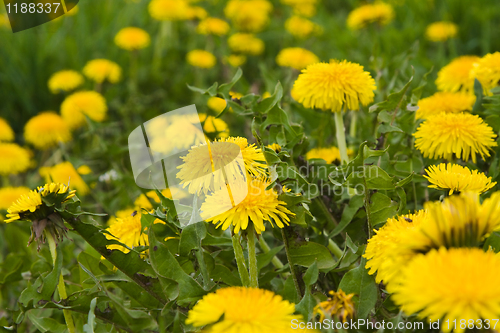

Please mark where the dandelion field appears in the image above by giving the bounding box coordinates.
[1,0,500,332]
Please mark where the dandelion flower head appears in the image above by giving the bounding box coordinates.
[0,143,32,176]
[390,247,500,333]
[114,27,151,50]
[83,59,122,84]
[276,47,319,71]
[0,117,14,142]
[425,21,458,42]
[347,2,395,30]
[228,33,265,56]
[186,287,301,333]
[416,92,475,119]
[48,70,84,93]
[436,55,480,94]
[292,60,376,112]
[61,91,108,129]
[424,163,496,195]
[24,112,72,150]
[187,50,217,69]
[413,112,497,163]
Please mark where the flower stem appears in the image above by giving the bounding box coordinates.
[232,230,250,287]
[247,224,258,288]
[281,228,302,299]
[46,232,75,333]
[349,111,358,140]
[334,110,349,165]
[327,238,344,260]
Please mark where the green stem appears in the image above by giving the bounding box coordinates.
[232,230,250,287]
[334,110,349,165]
[258,236,284,269]
[349,111,358,140]
[46,232,75,333]
[153,20,171,73]
[247,224,258,288]
[281,228,301,299]
[362,173,373,239]
[129,50,138,94]
[327,237,344,260]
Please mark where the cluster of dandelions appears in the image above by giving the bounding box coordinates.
[364,192,500,332]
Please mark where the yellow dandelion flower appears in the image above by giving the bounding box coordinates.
[148,0,191,21]
[114,27,150,51]
[207,97,227,113]
[293,60,376,112]
[314,289,355,323]
[61,91,108,129]
[424,163,496,195]
[107,208,137,226]
[5,183,76,223]
[201,177,294,234]
[0,187,31,211]
[225,54,247,67]
[306,147,354,164]
[176,136,266,194]
[401,192,500,253]
[229,91,244,100]
[199,113,229,137]
[77,165,92,175]
[83,59,122,84]
[0,143,31,176]
[186,287,301,332]
[364,211,428,284]
[0,117,14,142]
[285,16,322,39]
[425,21,458,42]
[473,52,500,95]
[48,70,84,93]
[4,189,42,223]
[105,214,148,253]
[228,33,265,56]
[219,136,267,176]
[413,112,497,163]
[415,92,475,119]
[186,50,217,69]
[197,17,230,36]
[276,47,319,71]
[224,0,273,32]
[267,143,282,153]
[24,112,72,150]
[390,247,500,333]
[347,2,394,30]
[187,6,207,20]
[436,55,480,94]
[281,0,318,17]
[39,161,90,196]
